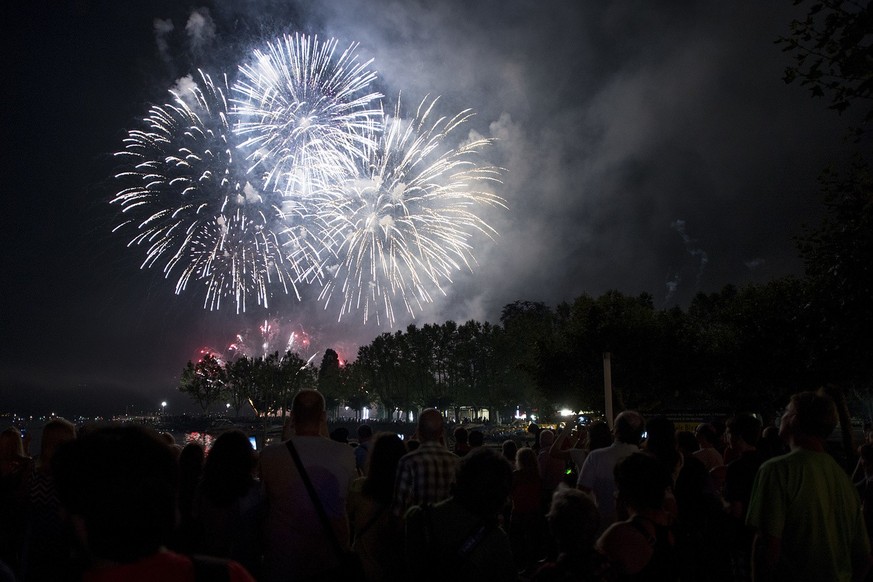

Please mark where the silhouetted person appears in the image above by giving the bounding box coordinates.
[453,427,471,457]
[597,453,679,581]
[747,391,872,581]
[393,409,459,515]
[405,448,515,581]
[21,418,76,582]
[532,487,604,581]
[53,424,254,582]
[193,430,264,578]
[355,424,374,475]
[577,411,645,532]
[259,389,357,582]
[347,433,406,582]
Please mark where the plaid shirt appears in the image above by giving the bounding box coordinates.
[392,441,459,515]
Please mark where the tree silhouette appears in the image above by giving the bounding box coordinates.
[179,353,226,412]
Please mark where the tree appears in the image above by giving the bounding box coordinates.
[248,353,281,418]
[797,161,873,395]
[225,356,256,416]
[179,353,226,412]
[356,333,406,420]
[319,349,343,417]
[778,1,873,417]
[426,322,459,412]
[500,300,553,416]
[340,362,371,420]
[777,0,873,136]
[401,325,439,410]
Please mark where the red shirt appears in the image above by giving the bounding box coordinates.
[83,550,255,582]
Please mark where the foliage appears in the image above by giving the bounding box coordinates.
[179,353,227,412]
[797,160,873,392]
[777,0,873,136]
[179,281,871,422]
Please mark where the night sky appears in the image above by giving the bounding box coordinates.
[1,0,860,416]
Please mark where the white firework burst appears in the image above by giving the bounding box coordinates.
[317,97,505,325]
[111,70,300,312]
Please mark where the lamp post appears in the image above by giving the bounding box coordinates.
[161,401,167,416]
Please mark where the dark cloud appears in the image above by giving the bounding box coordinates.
[1,0,861,414]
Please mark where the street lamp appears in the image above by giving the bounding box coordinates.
[161,401,167,415]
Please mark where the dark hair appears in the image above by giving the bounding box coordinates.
[179,441,205,477]
[330,427,349,443]
[614,453,672,511]
[644,416,680,471]
[453,448,512,521]
[453,427,469,444]
[587,421,613,451]
[790,391,838,440]
[53,425,178,563]
[695,423,718,445]
[501,439,518,462]
[468,430,484,447]
[177,441,205,517]
[614,411,645,444]
[361,433,407,504]
[357,425,373,440]
[200,430,256,507]
[676,431,698,456]
[726,413,762,446]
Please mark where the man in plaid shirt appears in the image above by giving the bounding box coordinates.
[393,408,460,515]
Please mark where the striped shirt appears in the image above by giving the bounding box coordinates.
[392,441,459,515]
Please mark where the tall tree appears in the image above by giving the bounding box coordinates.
[500,300,553,416]
[225,356,256,416]
[340,362,371,420]
[179,353,227,413]
[318,349,343,417]
[797,162,873,393]
[357,333,405,420]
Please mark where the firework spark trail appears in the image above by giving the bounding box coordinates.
[231,33,384,199]
[317,97,506,325]
[111,35,507,321]
[226,318,314,360]
[111,70,300,312]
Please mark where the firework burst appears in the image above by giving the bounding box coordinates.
[231,33,383,199]
[111,34,507,322]
[317,97,505,325]
[111,71,301,312]
[226,318,314,360]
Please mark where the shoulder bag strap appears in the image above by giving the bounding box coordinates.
[285,438,346,559]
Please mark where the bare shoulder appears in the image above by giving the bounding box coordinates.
[257,442,286,470]
[596,521,653,575]
[598,522,644,551]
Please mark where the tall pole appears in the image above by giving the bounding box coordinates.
[603,352,614,430]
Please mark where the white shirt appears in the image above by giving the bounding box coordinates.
[259,435,356,582]
[577,441,639,531]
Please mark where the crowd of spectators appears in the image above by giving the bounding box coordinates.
[1,388,871,581]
